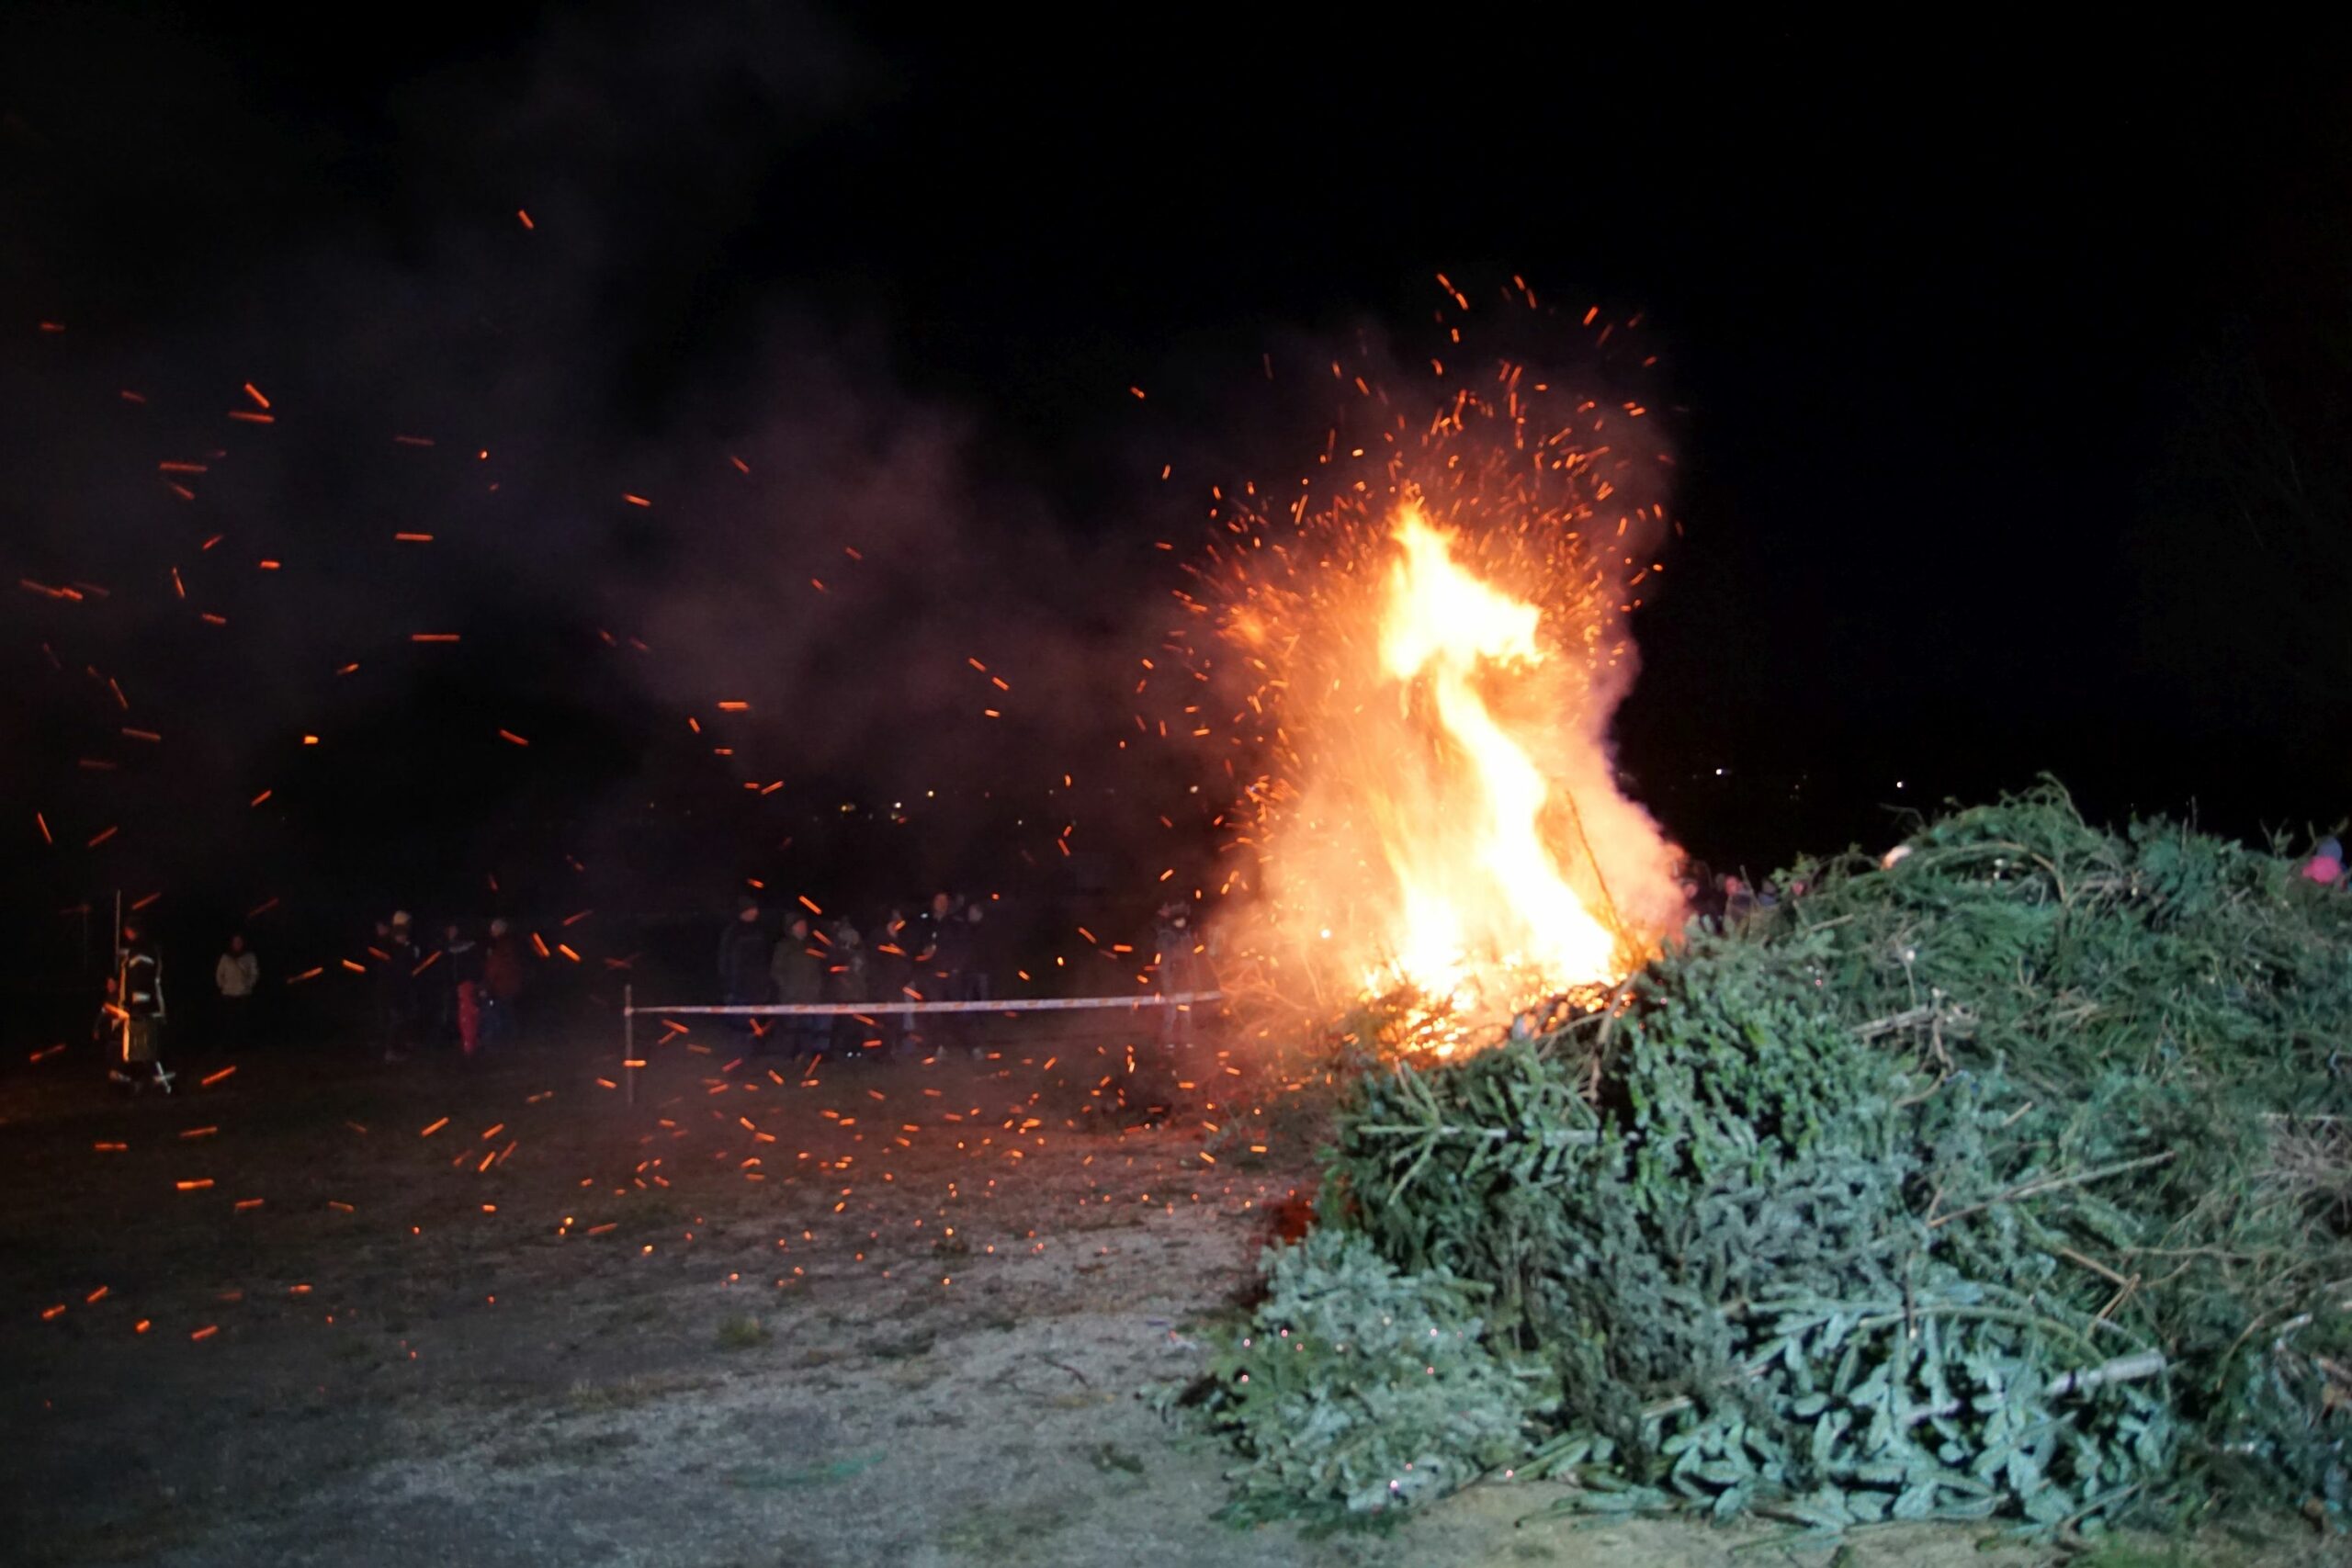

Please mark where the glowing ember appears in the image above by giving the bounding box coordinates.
[1198,333,1685,1053]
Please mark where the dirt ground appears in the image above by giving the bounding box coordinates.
[0,1018,2324,1568]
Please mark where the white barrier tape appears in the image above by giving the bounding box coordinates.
[626,991,1223,1019]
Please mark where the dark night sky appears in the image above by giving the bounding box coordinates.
[5,6,2351,964]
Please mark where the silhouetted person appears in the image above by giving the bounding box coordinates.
[903,892,959,1051]
[1686,862,1726,931]
[1155,900,1206,1047]
[928,899,983,1056]
[718,897,771,1046]
[957,903,989,1001]
[826,919,873,1056]
[110,921,172,1093]
[378,912,421,1063]
[875,906,915,1054]
[770,913,829,1061]
[908,893,954,976]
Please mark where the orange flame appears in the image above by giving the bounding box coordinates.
[1370,508,1621,1010]
[1199,349,1683,1055]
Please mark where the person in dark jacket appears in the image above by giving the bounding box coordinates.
[770,914,830,1061]
[718,897,771,1046]
[874,906,915,1055]
[926,900,983,1056]
[1685,861,1726,931]
[825,919,874,1056]
[912,891,954,953]
[378,912,423,1063]
[109,921,173,1092]
[901,893,957,1052]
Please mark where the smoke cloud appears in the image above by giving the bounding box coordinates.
[0,4,1192,936]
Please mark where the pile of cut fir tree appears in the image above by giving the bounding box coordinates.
[1176,786,2352,1540]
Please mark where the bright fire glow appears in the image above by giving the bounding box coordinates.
[1373,509,1621,1005]
[1193,336,1684,1055]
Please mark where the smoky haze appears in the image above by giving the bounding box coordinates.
[0,3,1217,960]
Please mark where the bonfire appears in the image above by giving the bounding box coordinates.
[1187,351,1684,1055]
